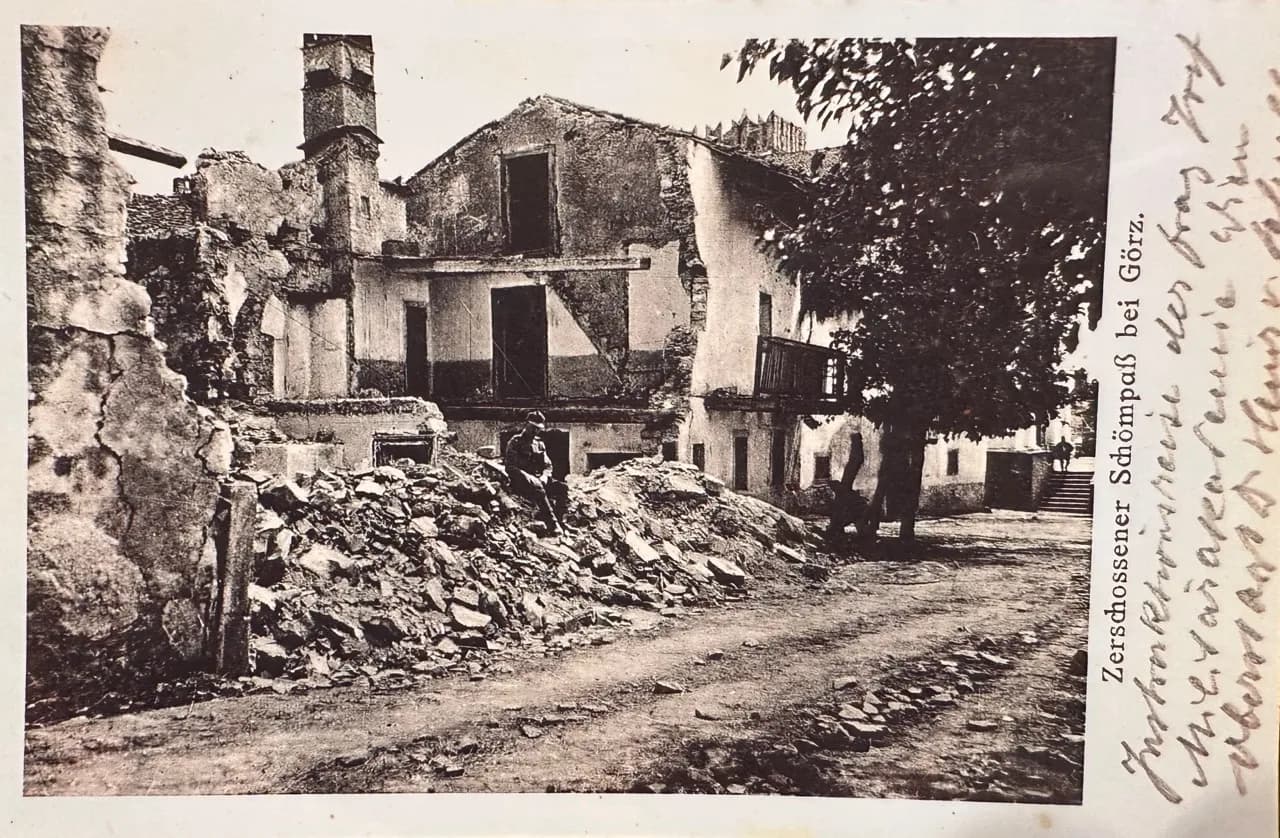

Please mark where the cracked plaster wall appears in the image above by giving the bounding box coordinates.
[24,25,231,715]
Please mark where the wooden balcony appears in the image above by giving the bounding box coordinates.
[751,335,846,411]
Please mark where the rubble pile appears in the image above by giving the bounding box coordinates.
[244,451,818,687]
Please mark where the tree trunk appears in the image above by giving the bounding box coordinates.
[856,422,929,543]
[897,427,929,542]
[826,433,865,542]
[856,425,901,537]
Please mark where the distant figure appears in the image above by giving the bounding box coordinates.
[1053,439,1075,472]
[504,410,567,534]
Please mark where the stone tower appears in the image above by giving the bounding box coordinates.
[299,33,384,255]
[301,33,380,154]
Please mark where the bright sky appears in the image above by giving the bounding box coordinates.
[97,21,849,195]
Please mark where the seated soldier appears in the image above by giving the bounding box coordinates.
[503,411,566,534]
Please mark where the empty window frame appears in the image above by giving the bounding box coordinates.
[691,442,706,472]
[758,291,773,335]
[501,149,556,254]
[946,448,960,476]
[813,453,832,482]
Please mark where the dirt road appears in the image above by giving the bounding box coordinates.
[24,511,1090,800]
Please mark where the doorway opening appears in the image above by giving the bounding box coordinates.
[491,285,547,398]
[405,304,429,397]
[732,431,749,491]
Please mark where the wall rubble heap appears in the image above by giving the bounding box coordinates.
[24,25,233,718]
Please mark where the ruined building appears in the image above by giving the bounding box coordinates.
[127,34,444,466]
[123,35,833,500]
[126,33,989,511]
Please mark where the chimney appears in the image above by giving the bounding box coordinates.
[300,33,381,157]
[709,112,806,154]
[299,34,384,256]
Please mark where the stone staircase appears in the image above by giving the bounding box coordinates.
[1039,471,1094,516]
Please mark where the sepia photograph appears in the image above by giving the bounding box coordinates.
[24,21,1115,802]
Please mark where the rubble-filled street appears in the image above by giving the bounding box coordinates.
[24,472,1089,801]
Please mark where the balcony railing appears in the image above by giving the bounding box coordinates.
[753,335,845,403]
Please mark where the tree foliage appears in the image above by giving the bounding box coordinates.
[736,37,1113,438]
[733,38,1115,540]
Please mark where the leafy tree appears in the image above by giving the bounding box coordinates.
[732,38,1115,542]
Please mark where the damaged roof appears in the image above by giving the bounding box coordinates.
[766,146,847,179]
[405,93,812,187]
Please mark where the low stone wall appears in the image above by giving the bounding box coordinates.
[919,481,986,516]
[267,397,446,468]
[248,442,344,477]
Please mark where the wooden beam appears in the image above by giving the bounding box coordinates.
[107,132,187,168]
[378,254,652,275]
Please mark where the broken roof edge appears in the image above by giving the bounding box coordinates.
[402,93,807,189]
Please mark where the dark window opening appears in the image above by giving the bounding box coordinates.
[692,443,706,472]
[491,285,547,398]
[372,433,435,467]
[758,291,773,335]
[733,432,749,491]
[350,68,374,90]
[661,441,678,462]
[503,151,555,254]
[305,68,339,88]
[770,428,787,488]
[586,452,643,472]
[946,448,960,476]
[405,305,429,397]
[361,195,372,217]
[813,453,831,482]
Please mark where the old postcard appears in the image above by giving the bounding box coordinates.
[2,0,1276,835]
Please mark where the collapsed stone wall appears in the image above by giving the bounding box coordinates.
[128,225,290,402]
[127,150,337,403]
[128,132,411,405]
[24,25,232,716]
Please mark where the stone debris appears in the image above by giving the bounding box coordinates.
[336,748,371,767]
[774,544,804,563]
[429,755,465,776]
[242,450,808,686]
[705,556,748,587]
[799,563,831,582]
[967,719,999,732]
[654,680,687,695]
